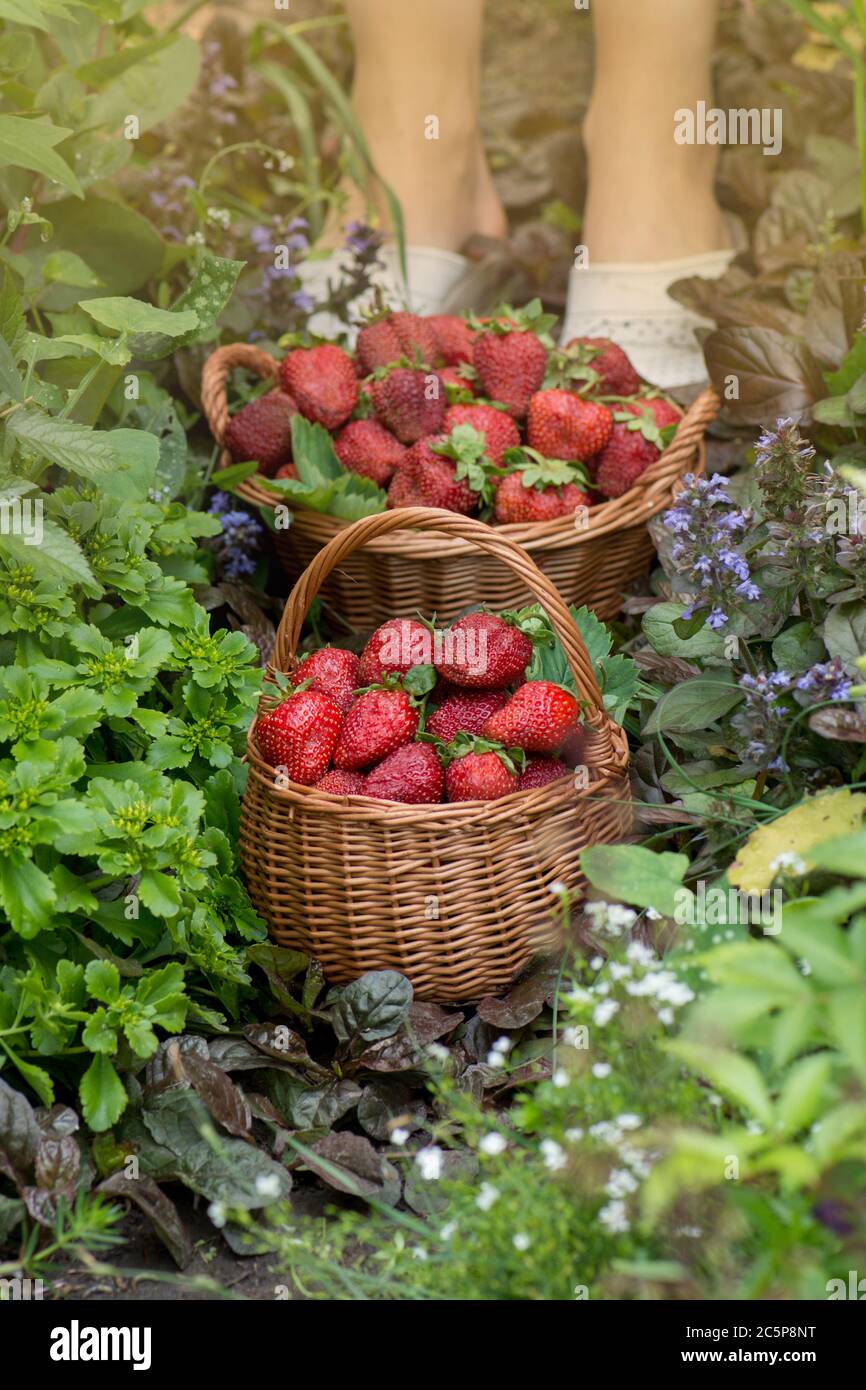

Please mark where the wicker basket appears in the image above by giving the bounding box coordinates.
[239,507,633,1003]
[202,343,718,629]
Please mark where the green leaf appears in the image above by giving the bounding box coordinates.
[828,988,866,1082]
[664,1040,774,1127]
[45,197,165,296]
[580,844,691,917]
[813,395,858,426]
[0,115,82,198]
[330,971,413,1044]
[85,959,121,1004]
[0,851,56,937]
[7,408,116,479]
[87,34,201,136]
[42,251,102,288]
[774,1053,833,1136]
[643,676,744,735]
[642,604,726,658]
[80,1054,127,1132]
[138,869,182,918]
[82,296,198,340]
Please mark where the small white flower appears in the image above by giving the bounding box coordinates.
[593,980,610,996]
[277,153,294,173]
[255,1173,282,1198]
[769,852,806,876]
[548,880,568,896]
[746,1120,764,1135]
[619,1143,652,1178]
[440,1221,458,1240]
[208,1202,227,1229]
[479,1132,508,1155]
[512,1232,531,1251]
[491,1036,512,1054]
[552,1068,570,1088]
[565,1127,584,1142]
[616,1113,642,1130]
[609,962,632,981]
[589,1121,620,1143]
[486,1050,507,1068]
[593,999,620,1026]
[476,1181,500,1211]
[645,906,662,921]
[562,1026,585,1047]
[626,941,656,968]
[589,955,605,970]
[798,958,812,976]
[676,1225,703,1239]
[598,1198,630,1234]
[657,1007,674,1026]
[604,1167,639,1198]
[592,1062,612,1079]
[185,230,205,246]
[565,987,592,1006]
[427,1042,449,1063]
[708,1092,722,1108]
[416,1146,444,1180]
[411,1246,428,1261]
[540,1139,567,1172]
[390,1127,409,1146]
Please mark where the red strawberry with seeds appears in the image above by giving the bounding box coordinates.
[255,690,343,785]
[527,390,612,460]
[386,435,479,515]
[293,647,360,714]
[370,366,446,443]
[333,419,406,486]
[473,329,547,419]
[281,344,358,431]
[426,689,508,742]
[445,749,519,802]
[359,618,434,685]
[519,756,570,790]
[564,337,642,396]
[427,314,474,366]
[435,612,533,689]
[494,471,590,524]
[315,769,366,795]
[275,462,298,479]
[224,389,297,477]
[333,689,419,770]
[483,680,579,753]
[444,403,520,466]
[364,742,444,803]
[594,398,681,499]
[356,312,438,375]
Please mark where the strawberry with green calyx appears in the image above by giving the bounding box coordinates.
[438,366,479,403]
[553,337,641,397]
[355,312,438,376]
[434,610,537,689]
[444,403,520,465]
[493,449,591,524]
[358,617,439,685]
[364,741,445,804]
[594,397,681,499]
[332,688,420,770]
[386,433,486,515]
[435,733,526,802]
[428,424,503,508]
[483,679,580,753]
[255,687,343,784]
[470,299,556,419]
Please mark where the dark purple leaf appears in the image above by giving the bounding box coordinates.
[305,1132,401,1205]
[99,1171,194,1269]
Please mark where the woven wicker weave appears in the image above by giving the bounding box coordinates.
[201,343,718,629]
[239,508,633,1002]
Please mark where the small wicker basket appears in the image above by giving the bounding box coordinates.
[239,507,633,1003]
[202,342,718,630]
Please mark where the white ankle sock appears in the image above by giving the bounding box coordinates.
[559,249,736,388]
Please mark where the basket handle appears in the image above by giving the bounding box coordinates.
[201,343,279,447]
[273,506,606,709]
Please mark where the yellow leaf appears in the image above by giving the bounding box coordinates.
[729,790,866,893]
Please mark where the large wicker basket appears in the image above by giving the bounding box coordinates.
[239,507,633,1002]
[202,343,719,630]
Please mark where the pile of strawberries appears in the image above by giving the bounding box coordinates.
[224,303,683,520]
[255,613,584,803]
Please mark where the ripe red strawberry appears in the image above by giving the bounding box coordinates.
[224,390,296,477]
[435,612,533,689]
[564,336,641,396]
[519,756,570,790]
[472,329,547,418]
[315,769,366,795]
[444,403,520,465]
[437,366,477,399]
[275,462,298,479]
[255,690,343,784]
[355,312,438,375]
[332,689,419,770]
[483,680,579,753]
[446,750,518,802]
[293,646,360,713]
[370,366,447,443]
[358,618,434,685]
[427,314,474,366]
[386,435,479,515]
[426,689,508,742]
[280,344,358,431]
[364,742,444,803]
[594,398,681,499]
[527,390,612,460]
[494,472,590,523]
[333,419,406,486]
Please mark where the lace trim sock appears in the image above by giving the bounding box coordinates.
[559,249,736,388]
[297,245,471,342]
